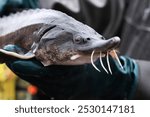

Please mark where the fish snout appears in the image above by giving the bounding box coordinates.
[104,36,120,51]
[77,36,121,53]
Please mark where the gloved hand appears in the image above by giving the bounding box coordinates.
[3,45,138,99]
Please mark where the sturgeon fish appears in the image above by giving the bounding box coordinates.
[0,9,123,73]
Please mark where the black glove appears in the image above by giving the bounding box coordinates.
[4,45,138,99]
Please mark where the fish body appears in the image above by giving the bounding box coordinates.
[0,9,121,72]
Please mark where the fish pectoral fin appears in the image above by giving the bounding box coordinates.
[0,49,35,59]
[0,44,35,61]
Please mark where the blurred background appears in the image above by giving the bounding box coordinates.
[0,0,149,99]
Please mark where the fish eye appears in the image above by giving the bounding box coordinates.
[74,36,83,44]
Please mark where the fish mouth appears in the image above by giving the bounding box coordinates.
[69,36,123,74]
[89,37,123,74]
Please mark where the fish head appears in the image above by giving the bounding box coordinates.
[36,23,120,66]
